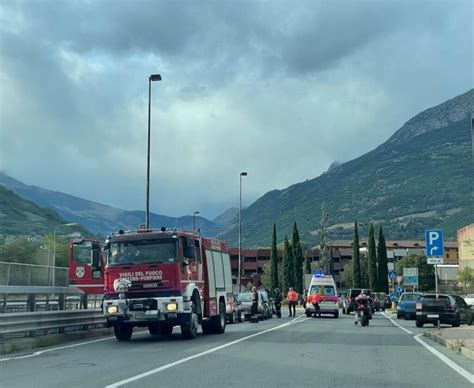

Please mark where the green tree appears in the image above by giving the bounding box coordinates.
[270,223,279,292]
[360,253,369,287]
[352,221,362,288]
[292,222,304,294]
[0,237,41,264]
[395,254,435,292]
[376,224,389,293]
[42,233,69,267]
[282,235,295,294]
[304,251,311,274]
[368,223,377,290]
[245,281,254,291]
[458,267,474,293]
[341,259,353,289]
[318,203,332,274]
[260,261,272,291]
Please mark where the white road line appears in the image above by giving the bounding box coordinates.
[381,311,413,334]
[414,334,474,384]
[105,316,310,388]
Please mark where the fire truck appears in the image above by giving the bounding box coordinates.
[102,227,233,341]
[68,238,104,295]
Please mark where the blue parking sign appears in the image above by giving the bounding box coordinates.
[425,229,444,257]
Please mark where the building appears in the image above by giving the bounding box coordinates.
[229,239,459,292]
[458,224,474,269]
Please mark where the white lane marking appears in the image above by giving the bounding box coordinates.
[0,330,148,362]
[106,317,310,388]
[414,334,474,384]
[381,311,413,334]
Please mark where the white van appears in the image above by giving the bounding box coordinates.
[305,274,339,318]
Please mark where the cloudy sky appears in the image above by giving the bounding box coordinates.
[0,0,472,220]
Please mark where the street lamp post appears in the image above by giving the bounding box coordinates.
[238,172,247,292]
[193,211,200,231]
[52,222,78,287]
[146,73,162,229]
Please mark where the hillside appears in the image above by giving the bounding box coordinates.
[0,186,90,237]
[0,174,222,237]
[219,90,474,246]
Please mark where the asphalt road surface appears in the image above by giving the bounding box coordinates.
[1,310,473,388]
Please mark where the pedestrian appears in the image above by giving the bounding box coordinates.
[251,286,259,322]
[274,288,282,318]
[311,289,321,318]
[302,288,308,309]
[287,287,298,317]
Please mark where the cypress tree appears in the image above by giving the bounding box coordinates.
[270,223,279,292]
[319,203,332,274]
[368,223,378,290]
[361,251,369,287]
[376,224,389,293]
[352,221,362,288]
[282,235,295,294]
[292,222,304,294]
[304,251,311,274]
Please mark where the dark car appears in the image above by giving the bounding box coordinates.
[416,294,473,327]
[397,292,423,320]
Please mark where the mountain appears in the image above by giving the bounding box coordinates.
[0,186,90,237]
[212,207,239,227]
[219,89,474,247]
[0,174,222,237]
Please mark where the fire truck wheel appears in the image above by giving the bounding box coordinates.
[214,300,226,334]
[114,323,133,341]
[181,309,198,339]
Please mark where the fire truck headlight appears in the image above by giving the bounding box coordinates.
[107,305,119,314]
[166,303,177,312]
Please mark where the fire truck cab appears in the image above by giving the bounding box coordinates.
[102,227,233,341]
[68,238,104,293]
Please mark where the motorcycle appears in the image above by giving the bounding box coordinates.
[354,298,370,326]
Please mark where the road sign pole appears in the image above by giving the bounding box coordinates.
[434,264,438,297]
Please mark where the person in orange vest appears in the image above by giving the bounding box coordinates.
[311,289,321,318]
[287,287,298,317]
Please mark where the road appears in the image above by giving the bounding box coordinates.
[1,310,472,387]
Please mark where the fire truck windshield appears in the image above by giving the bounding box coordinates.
[72,241,93,264]
[108,238,178,266]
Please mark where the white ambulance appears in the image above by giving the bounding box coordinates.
[305,273,339,318]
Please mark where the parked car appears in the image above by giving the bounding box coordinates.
[397,292,423,320]
[464,294,474,306]
[416,294,473,327]
[236,290,271,321]
[374,292,388,311]
[226,294,241,324]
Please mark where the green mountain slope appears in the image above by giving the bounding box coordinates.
[0,173,222,237]
[219,90,474,246]
[0,186,90,237]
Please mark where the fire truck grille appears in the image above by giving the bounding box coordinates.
[128,299,157,311]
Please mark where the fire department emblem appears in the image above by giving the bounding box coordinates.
[75,266,85,278]
[114,278,132,292]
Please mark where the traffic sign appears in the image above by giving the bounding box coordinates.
[396,286,404,294]
[390,293,398,302]
[427,257,444,265]
[425,229,444,257]
[389,271,397,280]
[403,268,419,285]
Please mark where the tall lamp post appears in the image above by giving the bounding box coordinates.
[193,211,200,231]
[52,222,78,287]
[238,171,247,292]
[146,73,162,229]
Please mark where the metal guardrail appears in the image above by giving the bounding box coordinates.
[0,309,106,340]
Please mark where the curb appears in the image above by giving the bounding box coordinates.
[423,331,474,361]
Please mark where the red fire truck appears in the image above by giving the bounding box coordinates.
[68,238,104,294]
[102,227,233,341]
